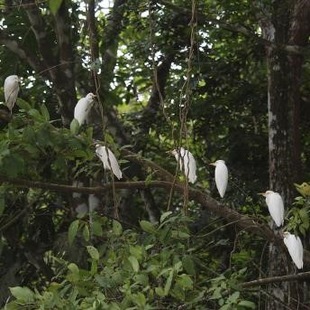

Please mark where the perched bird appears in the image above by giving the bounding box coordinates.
[4,75,20,112]
[74,93,96,126]
[294,182,310,197]
[95,144,122,180]
[171,147,197,183]
[283,232,303,269]
[260,190,284,227]
[210,160,228,198]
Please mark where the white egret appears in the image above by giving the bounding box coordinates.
[171,147,197,183]
[283,232,303,269]
[260,190,284,227]
[4,75,20,112]
[210,160,228,198]
[95,144,122,180]
[74,93,96,126]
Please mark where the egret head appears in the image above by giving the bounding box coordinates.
[259,190,275,197]
[86,93,96,102]
[11,75,19,82]
[171,149,177,156]
[210,159,225,166]
[283,231,290,238]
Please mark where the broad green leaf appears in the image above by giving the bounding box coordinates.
[112,220,122,236]
[155,287,165,297]
[91,220,103,236]
[128,255,139,272]
[49,0,63,15]
[176,274,193,289]
[67,263,79,275]
[9,286,35,302]
[86,245,100,261]
[70,119,80,135]
[182,255,196,276]
[140,220,156,234]
[68,219,79,245]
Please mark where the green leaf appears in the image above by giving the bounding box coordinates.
[176,274,193,289]
[86,245,100,261]
[16,98,32,110]
[91,220,103,236]
[128,255,139,272]
[49,0,63,15]
[70,118,80,135]
[40,104,50,121]
[160,211,173,223]
[68,219,79,245]
[82,224,90,241]
[112,220,123,236]
[238,300,256,309]
[68,263,79,275]
[164,269,174,295]
[140,220,156,234]
[155,287,165,297]
[182,255,196,276]
[9,286,35,303]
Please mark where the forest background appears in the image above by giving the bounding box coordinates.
[0,0,310,309]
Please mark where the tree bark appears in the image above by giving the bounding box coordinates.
[261,1,310,308]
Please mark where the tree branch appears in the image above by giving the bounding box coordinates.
[242,271,310,288]
[0,30,44,73]
[158,0,308,55]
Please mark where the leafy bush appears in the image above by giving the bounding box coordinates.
[5,212,256,309]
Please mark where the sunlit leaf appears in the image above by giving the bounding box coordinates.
[86,245,100,261]
[9,286,35,302]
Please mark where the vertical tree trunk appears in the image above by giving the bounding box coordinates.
[263,0,310,308]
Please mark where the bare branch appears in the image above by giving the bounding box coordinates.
[242,272,310,288]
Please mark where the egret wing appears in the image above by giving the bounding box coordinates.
[266,193,284,227]
[284,233,303,269]
[215,162,228,198]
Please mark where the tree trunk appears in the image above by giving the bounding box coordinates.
[262,0,310,308]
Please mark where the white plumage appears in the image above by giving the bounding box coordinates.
[283,232,303,269]
[95,144,122,180]
[261,190,284,227]
[4,75,20,112]
[74,93,96,125]
[172,147,197,183]
[210,160,228,198]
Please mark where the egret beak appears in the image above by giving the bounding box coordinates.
[209,162,216,166]
[258,192,266,197]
